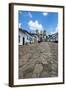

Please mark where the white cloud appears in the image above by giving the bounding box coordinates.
[28,12,32,18]
[28,20,44,32]
[43,12,48,16]
[50,25,58,34]
[19,23,22,28]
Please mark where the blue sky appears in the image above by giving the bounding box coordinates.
[18,11,58,35]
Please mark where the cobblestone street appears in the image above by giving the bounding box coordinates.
[19,42,58,79]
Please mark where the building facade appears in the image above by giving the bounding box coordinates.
[18,29,34,45]
[18,28,49,45]
[48,33,58,42]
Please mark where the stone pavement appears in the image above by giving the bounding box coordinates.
[19,42,58,79]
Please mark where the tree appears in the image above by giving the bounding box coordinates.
[43,30,47,40]
[36,29,39,36]
[36,29,38,33]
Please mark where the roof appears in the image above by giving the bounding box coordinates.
[19,28,38,37]
[19,28,28,34]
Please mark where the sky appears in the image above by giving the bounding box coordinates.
[18,11,58,35]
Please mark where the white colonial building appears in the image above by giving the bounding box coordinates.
[48,32,58,42]
[18,28,34,45]
[18,28,48,45]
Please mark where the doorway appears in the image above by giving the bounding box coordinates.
[23,37,25,45]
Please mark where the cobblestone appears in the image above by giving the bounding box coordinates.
[19,42,58,79]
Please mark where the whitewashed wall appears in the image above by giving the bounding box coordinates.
[19,30,33,45]
[18,31,27,45]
